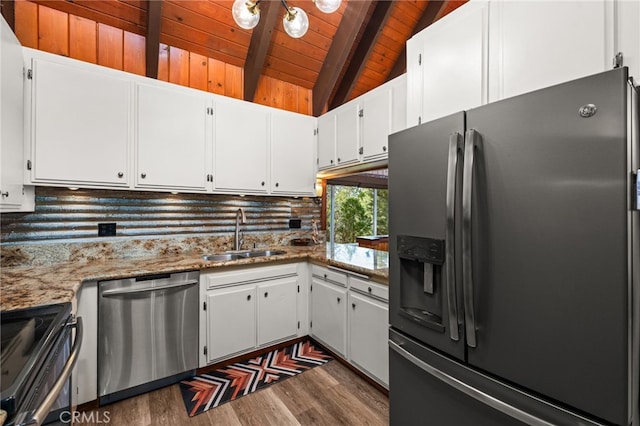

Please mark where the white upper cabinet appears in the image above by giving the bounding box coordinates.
[271,110,316,195]
[488,0,613,101]
[406,35,424,128]
[408,0,488,125]
[335,102,361,167]
[135,83,212,191]
[317,72,406,171]
[407,0,622,124]
[390,74,407,135]
[1,17,33,212]
[360,87,391,161]
[616,0,640,82]
[27,51,131,187]
[317,112,336,170]
[214,98,269,193]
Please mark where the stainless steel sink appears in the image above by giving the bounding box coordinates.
[242,250,286,258]
[201,253,245,262]
[202,250,286,262]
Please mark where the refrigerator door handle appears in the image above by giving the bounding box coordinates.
[462,129,480,347]
[446,132,463,341]
[389,340,556,426]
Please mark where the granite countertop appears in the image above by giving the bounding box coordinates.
[0,243,388,311]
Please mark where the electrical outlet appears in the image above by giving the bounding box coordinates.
[98,223,116,237]
[289,218,301,229]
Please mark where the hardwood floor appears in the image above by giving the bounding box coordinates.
[77,361,389,426]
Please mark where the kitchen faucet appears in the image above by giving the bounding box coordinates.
[234,208,246,251]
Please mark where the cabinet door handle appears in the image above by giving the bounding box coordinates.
[337,297,341,303]
[382,146,387,152]
[352,303,356,309]
[261,181,265,186]
[117,172,124,178]
[264,292,268,298]
[141,173,146,179]
[275,182,279,187]
[368,287,372,293]
[1,191,8,197]
[323,273,327,280]
[247,294,252,301]
[330,159,334,164]
[337,157,341,162]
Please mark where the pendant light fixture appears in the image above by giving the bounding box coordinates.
[232,0,341,39]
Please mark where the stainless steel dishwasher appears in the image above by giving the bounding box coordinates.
[98,271,199,405]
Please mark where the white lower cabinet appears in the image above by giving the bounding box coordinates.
[206,285,256,363]
[348,290,389,387]
[310,277,348,356]
[257,277,298,346]
[310,265,389,387]
[200,263,302,366]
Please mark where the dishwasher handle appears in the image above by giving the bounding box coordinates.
[101,280,198,297]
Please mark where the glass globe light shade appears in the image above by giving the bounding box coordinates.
[283,7,309,38]
[315,0,341,14]
[232,0,260,30]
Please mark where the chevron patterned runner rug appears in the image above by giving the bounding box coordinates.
[179,339,333,417]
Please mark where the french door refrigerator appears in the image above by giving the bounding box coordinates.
[388,67,640,425]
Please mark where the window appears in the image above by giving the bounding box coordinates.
[325,169,388,249]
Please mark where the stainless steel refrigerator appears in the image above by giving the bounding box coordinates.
[388,67,640,425]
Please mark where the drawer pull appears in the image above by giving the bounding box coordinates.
[247,294,252,301]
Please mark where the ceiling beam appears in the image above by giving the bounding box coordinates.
[386,0,446,81]
[328,0,395,110]
[312,0,373,116]
[145,0,163,79]
[243,0,280,102]
[1,0,15,32]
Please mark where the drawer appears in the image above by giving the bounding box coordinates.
[311,264,347,287]
[202,263,298,289]
[349,276,388,302]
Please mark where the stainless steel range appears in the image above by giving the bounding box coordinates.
[1,303,83,426]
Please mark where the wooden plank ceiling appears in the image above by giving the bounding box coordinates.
[4,0,467,116]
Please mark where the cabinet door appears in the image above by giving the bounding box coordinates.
[136,83,211,191]
[0,18,30,211]
[317,113,336,169]
[361,89,391,161]
[214,100,268,193]
[206,286,256,363]
[271,111,316,195]
[348,292,389,386]
[616,1,640,84]
[492,1,611,101]
[335,104,360,166]
[257,277,298,346]
[390,75,407,134]
[30,58,131,186]
[420,1,487,123]
[310,278,347,355]
[406,35,424,128]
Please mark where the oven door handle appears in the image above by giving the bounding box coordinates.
[30,316,83,426]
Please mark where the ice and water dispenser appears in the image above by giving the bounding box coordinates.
[397,235,446,333]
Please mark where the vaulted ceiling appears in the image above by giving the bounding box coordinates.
[1,0,467,115]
